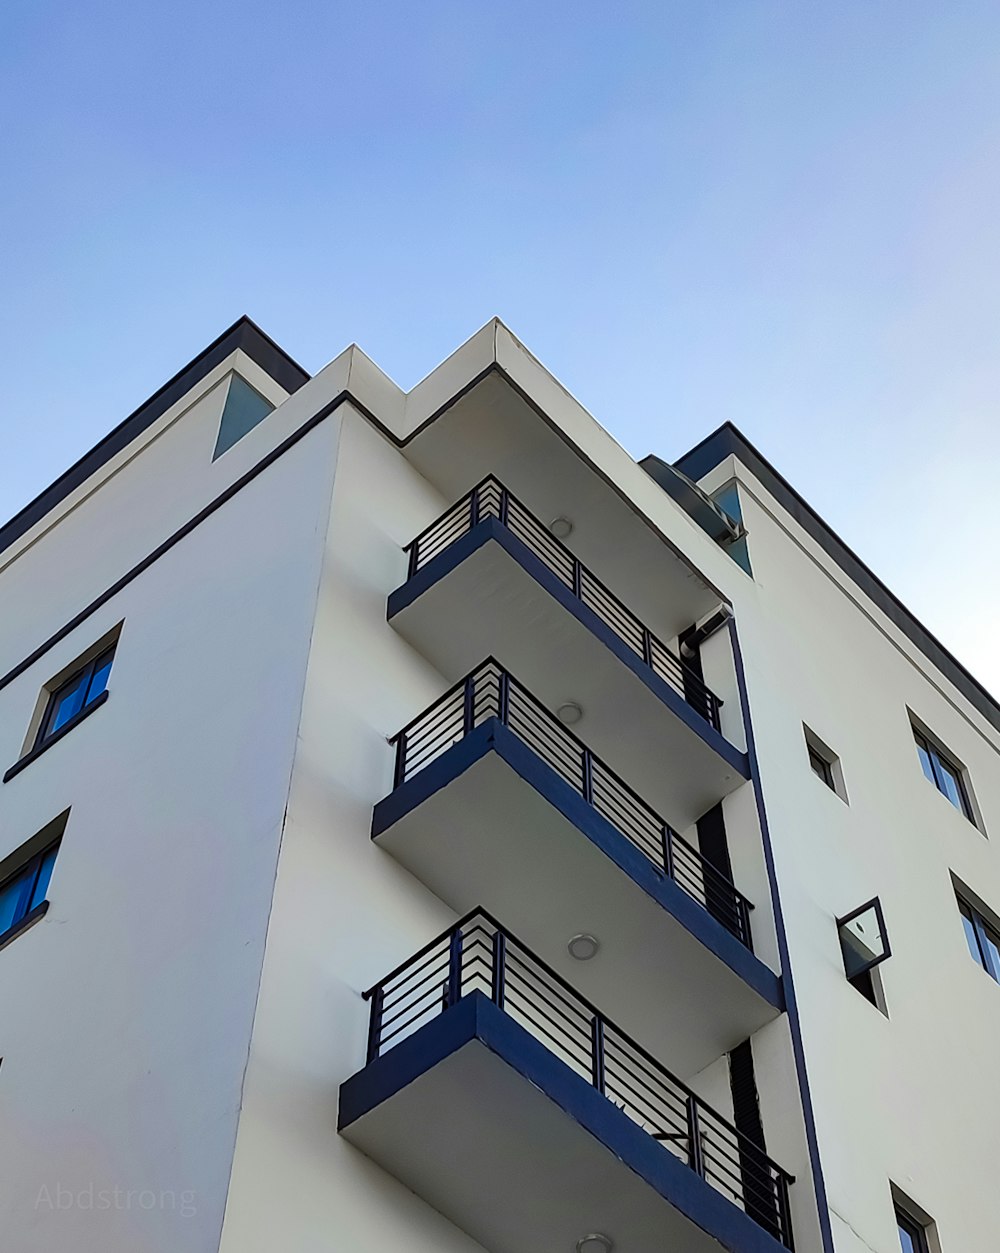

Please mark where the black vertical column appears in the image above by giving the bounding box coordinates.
[729,1041,781,1238]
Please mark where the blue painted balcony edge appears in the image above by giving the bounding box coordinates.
[371,719,783,1011]
[386,516,750,781]
[339,991,789,1253]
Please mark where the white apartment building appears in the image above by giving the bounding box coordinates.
[0,316,994,1253]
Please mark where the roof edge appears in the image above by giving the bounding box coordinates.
[656,422,1000,737]
[0,316,310,559]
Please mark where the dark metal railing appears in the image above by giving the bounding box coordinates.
[363,910,794,1248]
[390,660,753,948]
[404,476,723,732]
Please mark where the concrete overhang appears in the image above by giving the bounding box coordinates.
[339,993,791,1253]
[372,721,781,1078]
[388,519,749,825]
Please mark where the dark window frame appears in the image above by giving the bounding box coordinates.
[913,725,974,822]
[0,839,60,947]
[34,644,116,751]
[957,894,1000,982]
[895,1202,931,1253]
[803,724,846,801]
[808,744,835,789]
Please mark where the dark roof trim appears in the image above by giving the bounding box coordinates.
[0,316,310,559]
[660,422,1000,736]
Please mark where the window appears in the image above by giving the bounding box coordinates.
[0,840,59,945]
[808,744,833,787]
[803,725,847,801]
[34,643,115,751]
[895,1203,931,1253]
[710,481,752,576]
[957,893,1000,982]
[213,374,275,459]
[912,724,973,821]
[837,897,890,1014]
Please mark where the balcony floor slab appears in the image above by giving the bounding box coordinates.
[388,518,748,827]
[373,722,782,1078]
[340,993,789,1253]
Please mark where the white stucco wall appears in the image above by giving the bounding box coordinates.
[0,317,900,1253]
[0,384,339,1250]
[219,391,823,1251]
[218,407,488,1253]
[720,461,1000,1253]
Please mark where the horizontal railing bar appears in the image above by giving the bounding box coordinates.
[362,906,492,999]
[365,907,794,1242]
[403,474,498,554]
[386,658,754,939]
[388,658,505,744]
[402,476,722,725]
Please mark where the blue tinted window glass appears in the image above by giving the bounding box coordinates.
[934,754,967,814]
[0,867,31,934]
[213,375,275,459]
[961,909,984,967]
[914,735,937,786]
[48,671,89,735]
[981,924,1000,982]
[712,482,743,525]
[897,1225,917,1253]
[29,846,58,911]
[86,650,114,703]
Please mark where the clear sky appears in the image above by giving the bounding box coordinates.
[3,2,999,690]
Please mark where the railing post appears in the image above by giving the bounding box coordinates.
[776,1173,794,1250]
[572,558,582,599]
[469,484,480,529]
[497,669,510,726]
[642,626,653,668]
[463,672,476,737]
[499,488,510,527]
[738,897,754,952]
[582,748,594,805]
[366,985,385,1063]
[661,824,675,881]
[686,1095,705,1178]
[447,928,464,1008]
[394,734,407,789]
[709,692,722,732]
[491,930,507,1010]
[406,543,418,579]
[590,1016,606,1095]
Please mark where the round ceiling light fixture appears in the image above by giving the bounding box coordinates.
[549,516,574,539]
[576,1235,613,1253]
[556,701,583,726]
[568,934,600,961]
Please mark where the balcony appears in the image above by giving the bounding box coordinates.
[339,912,795,1253]
[372,661,782,1073]
[388,478,748,825]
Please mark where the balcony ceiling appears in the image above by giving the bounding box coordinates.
[389,538,747,825]
[374,749,780,1079]
[341,1000,788,1253]
[404,371,722,642]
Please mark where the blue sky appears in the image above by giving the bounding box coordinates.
[3,2,999,689]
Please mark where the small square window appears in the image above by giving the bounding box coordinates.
[911,720,975,824]
[35,643,115,750]
[809,745,834,787]
[803,725,847,801]
[838,897,891,1015]
[0,812,66,949]
[5,630,121,783]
